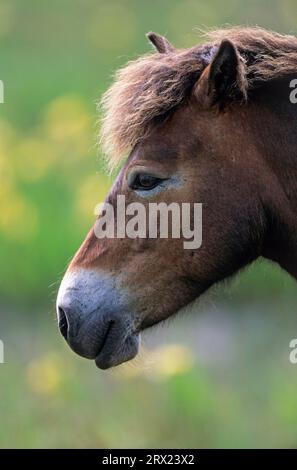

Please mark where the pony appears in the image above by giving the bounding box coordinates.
[57,27,297,369]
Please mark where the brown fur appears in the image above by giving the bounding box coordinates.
[58,27,297,368]
[99,27,297,168]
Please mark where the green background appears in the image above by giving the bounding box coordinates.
[0,0,297,448]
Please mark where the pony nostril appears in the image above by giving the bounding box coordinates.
[58,307,69,340]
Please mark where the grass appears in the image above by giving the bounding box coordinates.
[1,0,297,449]
[1,300,297,448]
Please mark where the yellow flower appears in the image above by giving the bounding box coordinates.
[0,183,38,241]
[115,344,194,381]
[75,174,111,222]
[44,95,91,143]
[150,344,194,378]
[26,355,61,396]
[14,138,53,182]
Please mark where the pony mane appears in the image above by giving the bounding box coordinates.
[99,26,297,168]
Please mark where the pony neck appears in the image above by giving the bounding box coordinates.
[255,79,297,279]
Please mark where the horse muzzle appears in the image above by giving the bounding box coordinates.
[56,269,140,369]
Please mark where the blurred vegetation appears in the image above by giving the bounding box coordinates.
[0,0,297,449]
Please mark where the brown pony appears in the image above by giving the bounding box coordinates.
[57,27,297,369]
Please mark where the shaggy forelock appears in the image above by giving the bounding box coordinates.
[99,26,297,168]
[99,47,209,168]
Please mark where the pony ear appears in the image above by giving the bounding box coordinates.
[146,32,175,53]
[195,39,247,108]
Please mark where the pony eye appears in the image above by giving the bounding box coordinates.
[130,174,164,191]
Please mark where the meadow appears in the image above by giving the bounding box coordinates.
[1,0,297,448]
